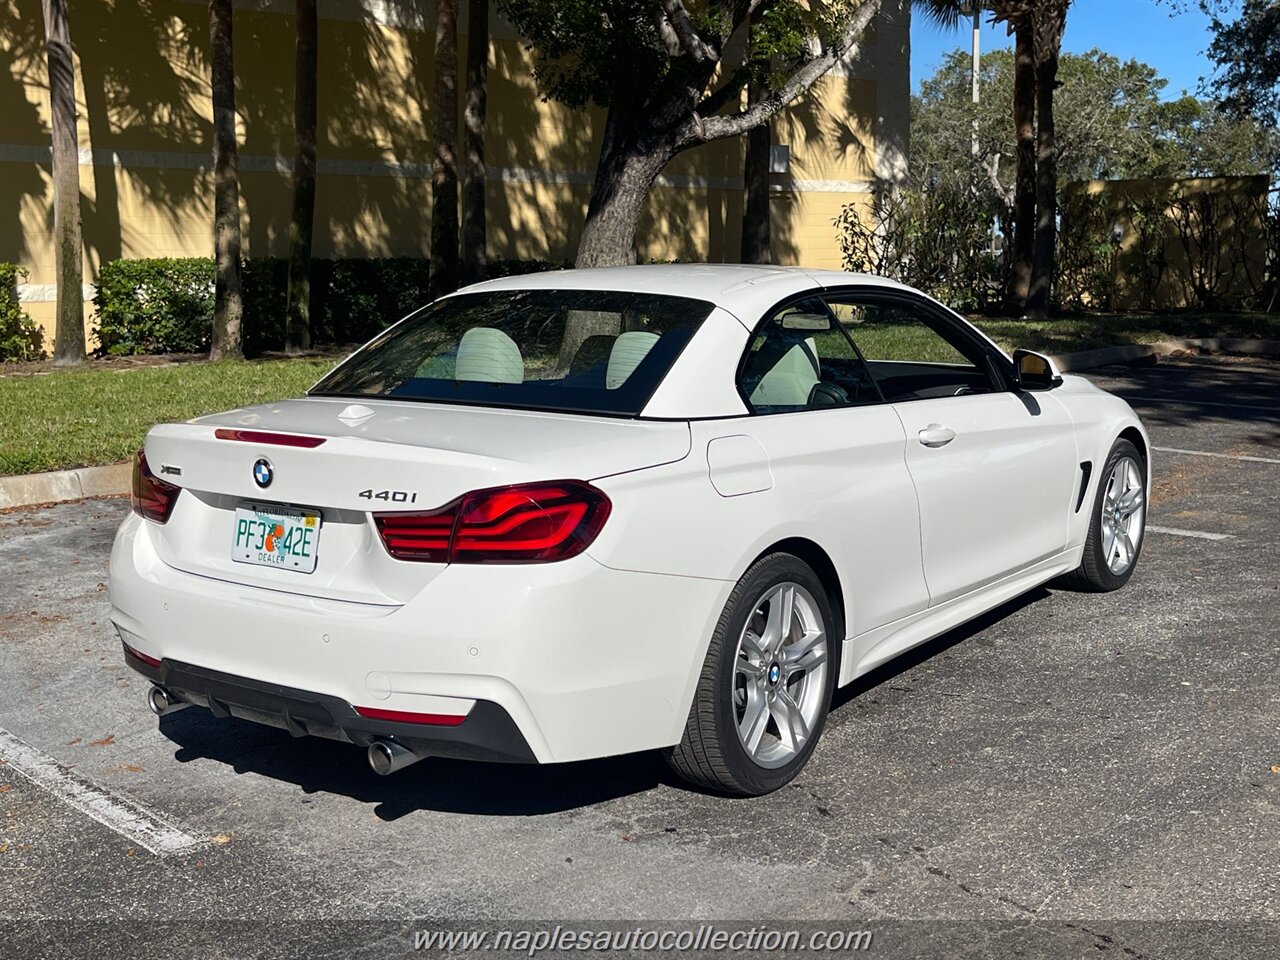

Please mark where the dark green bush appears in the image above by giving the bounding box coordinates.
[486,258,571,278]
[0,263,44,362]
[94,256,568,356]
[94,258,215,355]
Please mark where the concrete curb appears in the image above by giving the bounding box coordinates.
[1050,337,1280,372]
[0,462,131,511]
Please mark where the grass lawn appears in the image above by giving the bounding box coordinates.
[1,310,1276,477]
[968,310,1279,355]
[0,358,335,476]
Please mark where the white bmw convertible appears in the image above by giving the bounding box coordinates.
[111,265,1149,795]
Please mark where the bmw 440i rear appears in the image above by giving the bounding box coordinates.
[109,283,731,775]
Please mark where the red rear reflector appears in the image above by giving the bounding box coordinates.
[122,641,162,669]
[214,429,326,448]
[131,451,181,524]
[373,480,611,564]
[354,706,467,726]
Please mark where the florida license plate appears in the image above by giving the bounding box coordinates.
[232,503,321,573]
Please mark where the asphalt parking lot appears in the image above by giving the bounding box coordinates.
[2,354,1277,958]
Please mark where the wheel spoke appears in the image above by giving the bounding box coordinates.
[738,630,767,669]
[739,687,769,756]
[771,688,809,753]
[762,585,795,654]
[784,626,826,676]
[1117,488,1143,517]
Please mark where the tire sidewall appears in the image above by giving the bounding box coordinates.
[1086,439,1146,590]
[711,555,837,795]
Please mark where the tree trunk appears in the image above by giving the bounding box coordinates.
[209,0,244,360]
[1027,3,1066,319]
[575,107,670,268]
[740,76,771,265]
[285,0,317,354]
[42,0,85,364]
[429,0,460,297]
[1007,18,1035,315]
[460,0,488,286]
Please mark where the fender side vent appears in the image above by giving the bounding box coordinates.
[1074,461,1093,513]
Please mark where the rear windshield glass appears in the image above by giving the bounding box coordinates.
[310,289,714,416]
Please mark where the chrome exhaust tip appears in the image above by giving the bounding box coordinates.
[147,685,188,717]
[367,739,423,776]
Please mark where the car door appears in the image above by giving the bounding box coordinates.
[824,290,1078,607]
[723,295,930,642]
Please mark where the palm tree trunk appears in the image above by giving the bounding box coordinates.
[429,0,460,297]
[41,0,84,364]
[740,77,771,264]
[285,0,317,354]
[460,0,488,286]
[1027,1,1066,319]
[209,0,243,360]
[1008,17,1035,314]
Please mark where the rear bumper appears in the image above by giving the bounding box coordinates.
[123,647,536,763]
[109,513,732,764]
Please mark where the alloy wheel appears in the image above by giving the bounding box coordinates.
[732,582,829,769]
[1101,456,1145,575]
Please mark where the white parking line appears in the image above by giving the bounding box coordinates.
[1153,446,1280,465]
[1147,525,1233,541]
[0,728,204,857]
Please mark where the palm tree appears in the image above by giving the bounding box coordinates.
[41,0,85,364]
[740,9,771,264]
[209,0,244,360]
[461,0,489,286]
[430,0,460,296]
[1025,0,1069,318]
[916,0,1037,313]
[285,0,318,354]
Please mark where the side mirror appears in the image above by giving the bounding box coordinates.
[1012,349,1063,391]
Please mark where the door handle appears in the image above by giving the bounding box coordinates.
[918,424,956,448]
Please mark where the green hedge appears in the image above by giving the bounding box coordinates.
[94,258,215,355]
[93,256,568,357]
[0,263,45,362]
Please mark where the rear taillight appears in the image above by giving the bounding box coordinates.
[131,451,180,523]
[374,480,611,564]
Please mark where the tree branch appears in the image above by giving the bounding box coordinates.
[694,0,882,144]
[659,0,718,62]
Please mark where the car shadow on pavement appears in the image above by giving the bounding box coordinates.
[157,709,672,820]
[155,586,1054,818]
[831,585,1052,712]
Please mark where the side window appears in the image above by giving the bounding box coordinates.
[738,297,881,414]
[826,297,998,402]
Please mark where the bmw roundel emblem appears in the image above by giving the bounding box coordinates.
[768,662,781,685]
[252,458,273,489]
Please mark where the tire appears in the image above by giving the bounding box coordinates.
[666,553,837,796]
[1060,438,1147,592]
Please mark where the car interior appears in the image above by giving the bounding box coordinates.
[740,296,1002,413]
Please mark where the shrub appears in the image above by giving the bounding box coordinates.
[834,182,1001,312]
[0,263,44,362]
[94,258,215,355]
[93,256,569,356]
[1056,191,1117,313]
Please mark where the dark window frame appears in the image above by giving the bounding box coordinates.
[818,287,1015,400]
[733,292,889,417]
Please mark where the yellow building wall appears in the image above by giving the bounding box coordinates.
[0,0,907,354]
